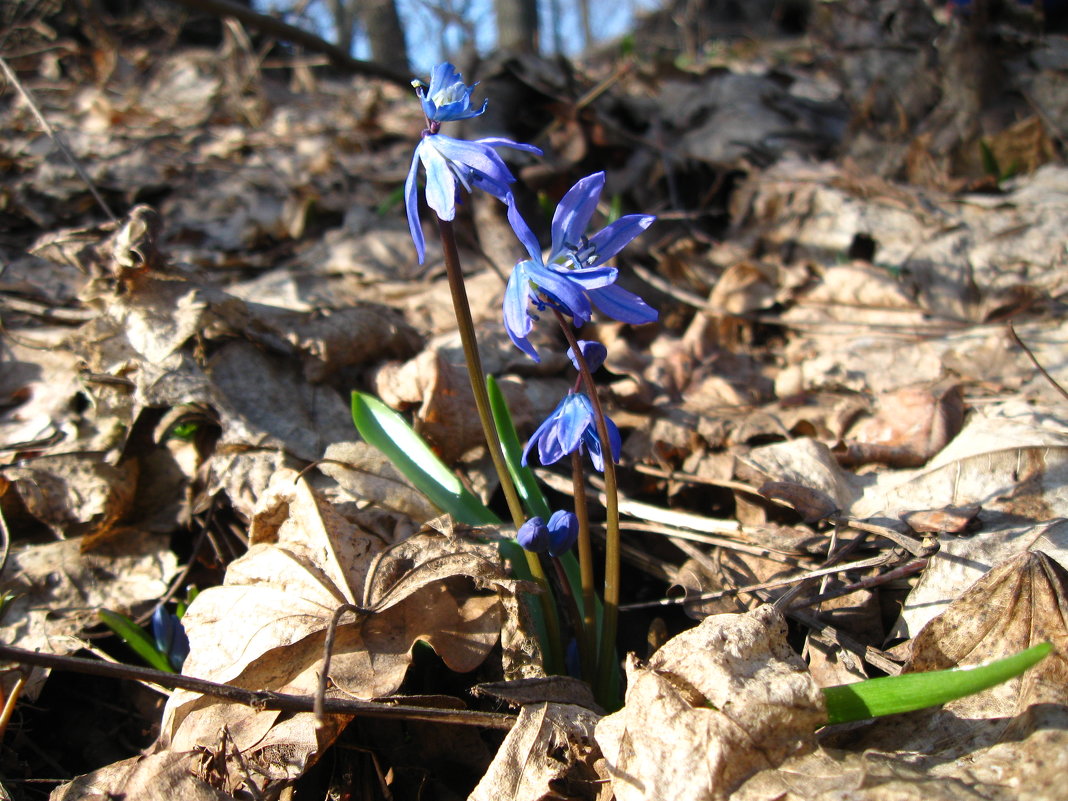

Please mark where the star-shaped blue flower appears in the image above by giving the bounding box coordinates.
[522,392,622,472]
[414,63,488,123]
[503,171,657,361]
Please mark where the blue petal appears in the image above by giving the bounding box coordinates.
[585,214,655,265]
[404,147,426,263]
[546,510,579,556]
[504,263,540,362]
[556,394,594,455]
[567,340,607,373]
[474,137,544,158]
[523,261,593,324]
[508,201,542,262]
[419,143,458,220]
[557,263,617,291]
[582,412,622,472]
[589,283,658,324]
[431,136,515,185]
[551,172,605,257]
[517,516,550,553]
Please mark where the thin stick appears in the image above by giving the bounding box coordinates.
[437,218,563,675]
[0,56,117,223]
[1007,322,1068,402]
[0,643,517,729]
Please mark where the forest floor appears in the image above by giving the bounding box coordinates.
[1,2,1067,799]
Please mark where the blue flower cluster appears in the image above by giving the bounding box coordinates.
[405,64,657,556]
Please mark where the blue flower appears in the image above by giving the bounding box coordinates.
[522,392,622,472]
[414,63,488,123]
[517,510,579,557]
[152,606,190,671]
[567,340,608,373]
[503,171,657,360]
[405,133,542,264]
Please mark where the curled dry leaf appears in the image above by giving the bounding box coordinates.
[596,605,826,801]
[836,383,964,468]
[148,470,526,794]
[470,702,606,801]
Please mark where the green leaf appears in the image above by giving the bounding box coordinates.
[822,642,1052,725]
[351,392,500,526]
[979,139,1001,179]
[98,609,175,673]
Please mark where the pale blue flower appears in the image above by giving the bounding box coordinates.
[504,171,657,360]
[405,133,541,263]
[414,63,487,123]
[522,392,622,472]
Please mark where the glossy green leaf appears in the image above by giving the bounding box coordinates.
[822,642,1052,725]
[351,392,500,526]
[98,609,175,674]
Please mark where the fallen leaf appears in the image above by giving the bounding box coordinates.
[596,605,825,801]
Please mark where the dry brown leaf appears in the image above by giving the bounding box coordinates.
[596,605,825,801]
[0,529,177,699]
[836,383,964,468]
[317,440,440,522]
[51,750,233,801]
[150,471,525,794]
[1,454,138,543]
[470,702,605,801]
[907,550,1068,718]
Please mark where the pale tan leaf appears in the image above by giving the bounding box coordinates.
[469,702,604,801]
[595,606,825,801]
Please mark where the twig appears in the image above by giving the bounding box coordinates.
[0,644,516,730]
[0,56,117,223]
[1007,321,1068,403]
[163,0,411,86]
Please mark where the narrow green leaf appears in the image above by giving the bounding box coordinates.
[979,139,1000,179]
[486,375,552,520]
[351,392,500,526]
[98,609,175,673]
[822,642,1052,725]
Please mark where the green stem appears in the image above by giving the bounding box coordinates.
[551,309,621,706]
[436,218,563,675]
[571,450,597,682]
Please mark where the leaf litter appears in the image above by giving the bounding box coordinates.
[0,2,1067,798]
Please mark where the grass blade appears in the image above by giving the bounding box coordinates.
[822,642,1052,725]
[98,609,175,674]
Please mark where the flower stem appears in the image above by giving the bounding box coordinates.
[551,309,621,707]
[436,218,563,675]
[571,450,597,683]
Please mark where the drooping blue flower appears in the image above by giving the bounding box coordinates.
[405,133,542,263]
[567,340,608,374]
[503,171,657,360]
[152,606,190,671]
[516,510,580,557]
[522,392,622,472]
[414,63,488,124]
